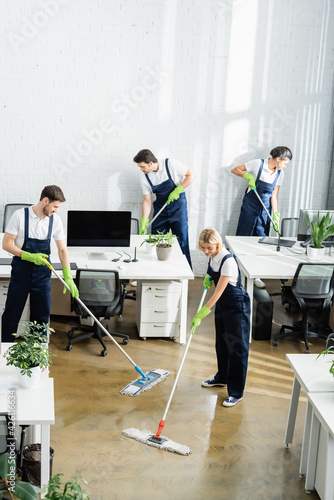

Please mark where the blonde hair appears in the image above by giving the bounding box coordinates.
[198,228,223,253]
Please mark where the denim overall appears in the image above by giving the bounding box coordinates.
[2,208,53,341]
[208,254,250,399]
[236,160,281,236]
[145,158,192,268]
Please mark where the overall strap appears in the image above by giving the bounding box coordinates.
[47,215,54,240]
[164,158,172,180]
[24,207,29,241]
[218,253,242,287]
[255,159,264,184]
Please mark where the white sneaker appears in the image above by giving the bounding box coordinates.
[254,278,266,288]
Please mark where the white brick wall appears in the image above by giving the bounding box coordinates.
[1,0,334,275]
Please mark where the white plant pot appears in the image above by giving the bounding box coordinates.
[16,365,42,389]
[307,244,325,262]
[145,241,155,254]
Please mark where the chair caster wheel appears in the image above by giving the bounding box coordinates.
[101,349,107,356]
[271,340,278,347]
[305,349,310,354]
[122,339,129,345]
[66,345,72,351]
[141,337,147,341]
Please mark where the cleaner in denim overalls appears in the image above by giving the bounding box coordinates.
[134,148,196,269]
[2,185,79,341]
[191,229,250,408]
[232,146,293,237]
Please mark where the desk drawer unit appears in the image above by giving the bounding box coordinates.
[136,281,181,340]
[0,280,29,336]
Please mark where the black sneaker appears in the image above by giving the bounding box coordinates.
[201,378,226,388]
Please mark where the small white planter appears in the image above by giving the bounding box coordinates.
[145,241,155,254]
[307,244,325,262]
[16,366,42,389]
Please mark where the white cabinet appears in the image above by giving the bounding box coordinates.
[136,280,181,340]
[0,280,29,336]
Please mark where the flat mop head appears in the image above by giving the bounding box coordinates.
[122,428,192,456]
[120,368,170,396]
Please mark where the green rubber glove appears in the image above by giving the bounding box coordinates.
[21,251,49,266]
[273,212,280,233]
[140,217,149,235]
[166,184,184,205]
[203,274,212,290]
[191,305,211,332]
[62,267,79,298]
[243,172,256,190]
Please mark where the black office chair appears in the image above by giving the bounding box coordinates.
[272,263,334,353]
[3,203,32,232]
[66,269,129,356]
[121,217,139,304]
[281,217,299,238]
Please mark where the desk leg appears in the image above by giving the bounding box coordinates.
[305,410,320,493]
[299,400,312,476]
[323,433,334,500]
[284,376,301,447]
[245,276,253,343]
[40,424,50,499]
[179,279,188,345]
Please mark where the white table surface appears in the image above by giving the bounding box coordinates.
[0,344,54,497]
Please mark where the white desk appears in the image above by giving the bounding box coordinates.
[285,353,334,478]
[0,234,194,344]
[225,236,334,332]
[0,344,54,498]
[305,392,334,499]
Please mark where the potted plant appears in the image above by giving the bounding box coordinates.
[140,233,158,254]
[0,452,40,499]
[153,231,178,261]
[3,321,55,389]
[43,473,89,499]
[317,345,334,377]
[306,211,334,261]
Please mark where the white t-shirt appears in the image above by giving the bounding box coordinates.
[209,247,239,287]
[245,158,284,193]
[5,207,65,249]
[140,158,189,195]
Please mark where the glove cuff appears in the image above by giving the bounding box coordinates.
[176,184,184,194]
[62,267,72,279]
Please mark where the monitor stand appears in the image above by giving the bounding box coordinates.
[87,252,108,260]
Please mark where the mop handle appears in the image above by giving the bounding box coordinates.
[155,288,208,437]
[252,188,281,237]
[146,203,167,230]
[43,260,146,377]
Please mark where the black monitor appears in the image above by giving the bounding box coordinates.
[297,209,334,242]
[67,211,131,259]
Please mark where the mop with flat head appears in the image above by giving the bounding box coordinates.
[122,287,208,455]
[44,260,169,395]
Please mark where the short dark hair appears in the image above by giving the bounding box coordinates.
[270,146,293,161]
[40,185,66,203]
[133,149,158,164]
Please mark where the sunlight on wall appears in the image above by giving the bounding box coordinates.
[225,0,259,113]
[222,118,250,165]
[158,0,177,121]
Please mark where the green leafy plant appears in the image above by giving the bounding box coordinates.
[317,345,334,377]
[140,233,159,247]
[43,473,89,499]
[3,321,55,377]
[306,211,334,248]
[149,231,177,248]
[0,452,40,499]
